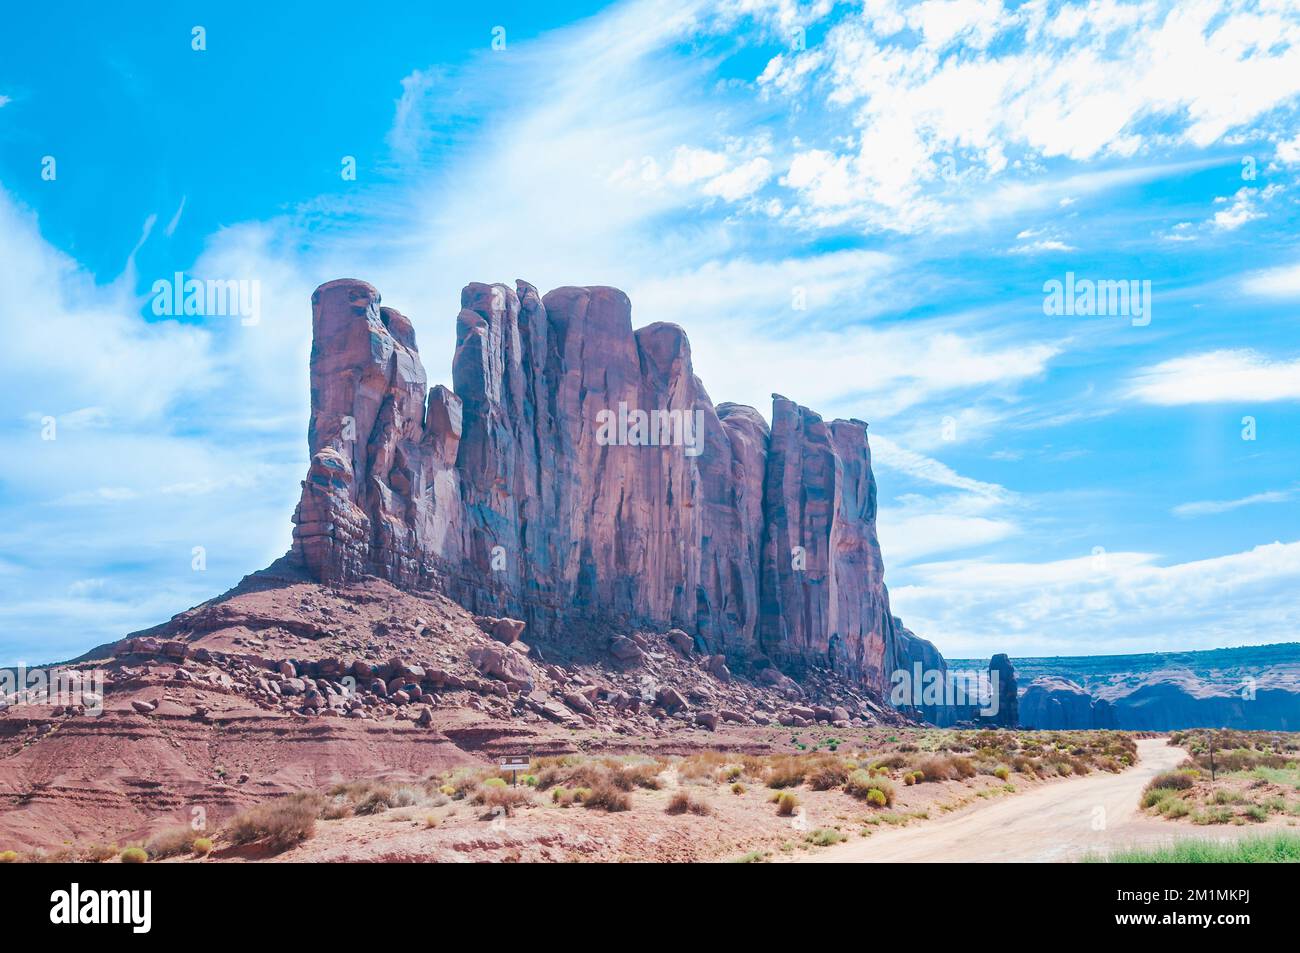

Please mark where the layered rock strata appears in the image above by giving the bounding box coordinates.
[290,279,916,694]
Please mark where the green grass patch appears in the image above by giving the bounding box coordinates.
[1086,832,1300,863]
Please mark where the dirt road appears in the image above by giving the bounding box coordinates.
[799,737,1224,863]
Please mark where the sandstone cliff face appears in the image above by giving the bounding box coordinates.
[290,279,913,694]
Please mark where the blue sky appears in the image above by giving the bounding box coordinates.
[2,0,1299,665]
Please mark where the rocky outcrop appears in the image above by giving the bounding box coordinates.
[981,653,1019,727]
[289,279,915,694]
[1020,676,1116,729]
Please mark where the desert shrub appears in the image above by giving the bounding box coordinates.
[666,792,712,816]
[723,764,744,782]
[731,782,745,795]
[192,837,213,856]
[805,828,845,847]
[1159,797,1191,818]
[355,789,395,816]
[0,851,17,863]
[616,761,664,790]
[993,765,1011,781]
[807,760,850,791]
[1142,787,1175,809]
[1213,789,1246,805]
[1246,805,1268,822]
[224,792,321,852]
[1148,771,1195,792]
[844,769,873,798]
[146,825,199,860]
[552,787,576,807]
[766,757,807,789]
[775,791,800,817]
[871,754,908,770]
[1192,806,1233,826]
[320,795,353,820]
[572,787,593,803]
[119,847,148,864]
[582,782,631,812]
[732,850,768,863]
[82,843,118,863]
[915,748,977,780]
[473,784,533,816]
[445,768,489,799]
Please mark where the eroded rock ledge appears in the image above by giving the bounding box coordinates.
[290,279,913,694]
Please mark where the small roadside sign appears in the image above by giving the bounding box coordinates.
[499,754,530,785]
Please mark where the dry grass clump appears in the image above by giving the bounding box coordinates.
[765,755,811,789]
[582,781,631,812]
[806,759,850,791]
[224,791,323,852]
[1148,770,1196,792]
[145,825,200,860]
[81,842,119,863]
[774,791,800,816]
[327,780,432,816]
[119,846,148,864]
[192,837,213,856]
[472,783,534,816]
[666,791,713,816]
[533,756,663,794]
[915,754,976,782]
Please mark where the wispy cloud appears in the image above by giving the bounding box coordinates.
[1128,349,1300,405]
[1173,489,1295,518]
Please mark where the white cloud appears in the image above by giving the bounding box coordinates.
[1242,261,1300,297]
[1008,238,1075,254]
[757,0,1300,231]
[891,540,1300,656]
[1278,131,1300,164]
[1173,490,1294,518]
[701,156,773,200]
[878,490,1018,563]
[1210,185,1280,230]
[871,435,1012,500]
[1128,349,1300,404]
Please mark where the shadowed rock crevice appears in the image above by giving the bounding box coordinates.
[290,278,919,694]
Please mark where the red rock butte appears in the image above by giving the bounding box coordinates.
[289,278,916,695]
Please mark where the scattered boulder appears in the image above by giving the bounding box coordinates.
[609,637,644,664]
[469,643,535,691]
[666,629,694,655]
[563,692,595,716]
[655,686,689,713]
[475,616,527,645]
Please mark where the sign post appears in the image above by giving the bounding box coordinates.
[498,754,530,787]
